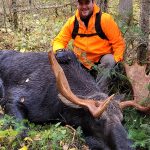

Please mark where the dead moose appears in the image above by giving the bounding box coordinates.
[0,50,149,150]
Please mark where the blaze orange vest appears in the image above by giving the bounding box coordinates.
[52,3,125,69]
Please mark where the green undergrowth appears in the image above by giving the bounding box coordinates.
[0,109,149,150]
[124,108,150,150]
[0,115,86,150]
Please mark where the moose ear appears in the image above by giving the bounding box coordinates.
[113,94,126,102]
[58,94,81,108]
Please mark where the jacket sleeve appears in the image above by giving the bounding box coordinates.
[52,17,73,53]
[101,14,125,62]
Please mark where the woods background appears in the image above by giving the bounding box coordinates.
[0,0,149,66]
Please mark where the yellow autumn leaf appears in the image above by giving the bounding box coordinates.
[24,137,33,142]
[19,145,28,150]
[20,48,26,53]
[69,148,77,150]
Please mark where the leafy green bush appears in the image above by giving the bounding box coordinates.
[124,108,150,150]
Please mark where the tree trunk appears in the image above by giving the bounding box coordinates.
[70,0,75,15]
[29,0,32,5]
[137,0,149,66]
[12,0,18,29]
[1,0,7,31]
[119,0,133,25]
[97,0,108,12]
[140,0,149,41]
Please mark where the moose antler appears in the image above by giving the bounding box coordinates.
[48,51,114,118]
[119,62,150,114]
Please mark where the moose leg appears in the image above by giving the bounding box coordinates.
[4,101,28,138]
[4,102,26,120]
[2,86,28,138]
[0,83,26,120]
[0,78,5,99]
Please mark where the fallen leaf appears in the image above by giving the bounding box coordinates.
[19,145,28,150]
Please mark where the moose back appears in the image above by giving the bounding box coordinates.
[0,50,133,150]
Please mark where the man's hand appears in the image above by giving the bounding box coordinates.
[55,49,71,64]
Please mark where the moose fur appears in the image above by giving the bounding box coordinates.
[0,50,133,150]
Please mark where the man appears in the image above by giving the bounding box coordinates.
[52,0,125,92]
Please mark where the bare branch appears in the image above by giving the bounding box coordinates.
[16,2,75,12]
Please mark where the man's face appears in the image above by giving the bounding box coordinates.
[77,0,94,19]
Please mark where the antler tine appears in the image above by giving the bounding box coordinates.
[90,94,115,118]
[119,101,150,113]
[48,51,114,118]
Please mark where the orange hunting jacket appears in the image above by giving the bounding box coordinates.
[52,3,125,69]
